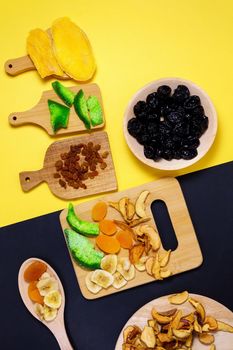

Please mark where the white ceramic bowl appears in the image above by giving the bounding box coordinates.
[123,77,218,170]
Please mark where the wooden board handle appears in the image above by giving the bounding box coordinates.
[4,56,35,76]
[19,169,46,192]
[8,107,48,133]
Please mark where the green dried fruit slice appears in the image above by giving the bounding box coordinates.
[48,99,70,133]
[87,95,103,127]
[73,89,91,129]
[52,81,75,107]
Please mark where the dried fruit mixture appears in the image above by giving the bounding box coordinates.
[24,261,62,322]
[127,84,209,161]
[122,291,233,349]
[54,142,108,189]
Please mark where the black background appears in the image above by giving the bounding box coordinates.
[0,161,233,350]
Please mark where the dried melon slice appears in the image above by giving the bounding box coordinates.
[27,29,64,78]
[51,17,96,81]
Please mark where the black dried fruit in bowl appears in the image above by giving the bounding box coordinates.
[192,105,205,117]
[166,111,184,124]
[172,85,190,103]
[133,101,147,117]
[146,92,159,111]
[144,145,155,159]
[181,148,198,160]
[127,118,143,137]
[184,95,201,110]
[127,83,209,162]
[147,112,160,123]
[157,85,172,100]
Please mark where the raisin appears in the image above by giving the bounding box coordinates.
[100,162,107,170]
[59,179,66,188]
[90,164,96,171]
[102,151,109,159]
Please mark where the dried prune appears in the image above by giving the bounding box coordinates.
[184,95,201,110]
[172,85,190,103]
[162,149,173,160]
[181,148,198,159]
[127,118,143,137]
[167,111,183,124]
[133,101,147,116]
[192,105,204,117]
[146,92,159,111]
[157,85,171,100]
[127,84,208,162]
[144,145,155,159]
[147,113,160,123]
[173,122,190,137]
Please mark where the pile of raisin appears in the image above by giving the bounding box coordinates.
[127,85,209,161]
[54,142,109,189]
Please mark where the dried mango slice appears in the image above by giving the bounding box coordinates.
[51,17,96,81]
[27,29,64,78]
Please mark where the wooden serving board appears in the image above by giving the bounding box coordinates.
[115,293,233,349]
[59,177,203,299]
[8,83,105,135]
[19,131,117,200]
[5,55,69,79]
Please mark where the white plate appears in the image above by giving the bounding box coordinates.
[115,293,233,349]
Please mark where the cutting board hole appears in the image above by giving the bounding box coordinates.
[151,200,178,251]
[25,177,30,182]
[8,64,12,68]
[12,116,17,121]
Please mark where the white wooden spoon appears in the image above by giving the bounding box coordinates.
[18,257,73,349]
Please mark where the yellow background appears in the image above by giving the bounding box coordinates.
[1,0,233,227]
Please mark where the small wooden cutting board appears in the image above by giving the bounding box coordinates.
[59,177,203,299]
[8,83,105,136]
[5,55,70,79]
[19,131,117,200]
[115,293,233,350]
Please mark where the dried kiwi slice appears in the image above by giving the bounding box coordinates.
[74,89,91,129]
[48,99,70,133]
[87,95,103,127]
[52,81,75,107]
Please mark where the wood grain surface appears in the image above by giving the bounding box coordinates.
[123,77,218,170]
[8,83,105,135]
[19,131,117,200]
[115,293,233,349]
[18,257,73,350]
[59,177,203,299]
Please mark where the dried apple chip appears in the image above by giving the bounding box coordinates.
[217,320,233,333]
[189,297,206,323]
[51,17,96,81]
[140,326,156,348]
[168,291,189,305]
[198,332,215,345]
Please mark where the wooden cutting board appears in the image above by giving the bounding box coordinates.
[5,55,69,79]
[59,177,203,299]
[19,131,117,200]
[8,83,105,135]
[115,293,233,349]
